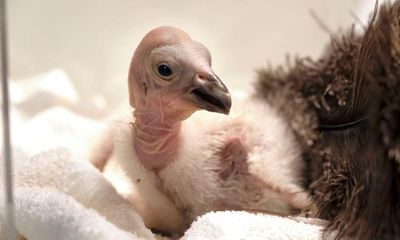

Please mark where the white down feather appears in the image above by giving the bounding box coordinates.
[102,95,310,233]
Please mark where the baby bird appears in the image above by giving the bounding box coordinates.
[94,26,311,234]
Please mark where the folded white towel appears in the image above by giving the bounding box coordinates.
[183,211,328,240]
[4,148,155,240]
[14,187,136,240]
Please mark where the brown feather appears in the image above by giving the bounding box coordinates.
[254,1,400,239]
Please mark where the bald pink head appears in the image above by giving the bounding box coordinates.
[129,26,231,171]
[128,26,231,119]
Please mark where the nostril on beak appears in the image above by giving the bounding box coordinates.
[197,73,207,81]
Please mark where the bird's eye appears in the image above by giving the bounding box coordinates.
[157,64,173,77]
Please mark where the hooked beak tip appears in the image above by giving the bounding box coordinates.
[190,74,232,114]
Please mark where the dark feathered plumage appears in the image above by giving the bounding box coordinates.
[255,1,400,239]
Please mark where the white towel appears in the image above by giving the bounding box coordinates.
[14,187,136,240]
[0,148,155,240]
[183,211,329,240]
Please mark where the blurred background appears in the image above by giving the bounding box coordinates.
[8,0,375,116]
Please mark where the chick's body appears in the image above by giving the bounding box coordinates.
[94,26,310,234]
[102,95,309,233]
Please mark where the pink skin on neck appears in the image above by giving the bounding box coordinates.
[132,90,195,172]
[128,26,217,172]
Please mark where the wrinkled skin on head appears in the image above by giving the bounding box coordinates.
[129,26,230,122]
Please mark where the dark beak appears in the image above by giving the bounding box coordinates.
[189,73,231,114]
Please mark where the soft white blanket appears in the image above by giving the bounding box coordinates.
[184,212,329,240]
[0,70,328,239]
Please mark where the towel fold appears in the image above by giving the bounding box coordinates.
[182,211,328,240]
[14,187,137,240]
[2,148,155,240]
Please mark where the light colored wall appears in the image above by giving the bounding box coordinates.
[8,0,372,109]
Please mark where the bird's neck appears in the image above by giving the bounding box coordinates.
[132,107,184,172]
